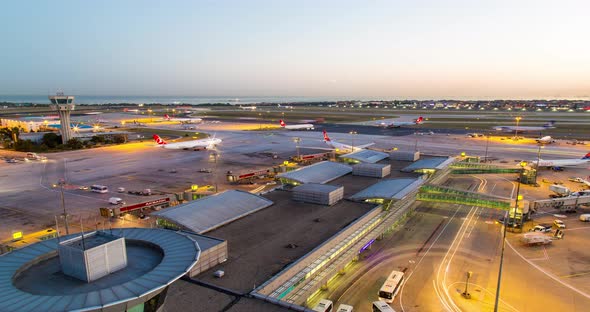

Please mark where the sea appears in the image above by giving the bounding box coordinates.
[0,95,382,105]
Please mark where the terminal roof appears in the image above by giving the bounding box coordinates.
[277,161,352,184]
[152,190,273,234]
[293,183,342,193]
[0,228,200,312]
[350,178,425,201]
[339,149,389,163]
[401,157,455,172]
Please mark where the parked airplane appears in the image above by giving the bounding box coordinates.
[532,152,590,168]
[278,104,294,109]
[323,130,373,152]
[494,121,555,132]
[378,116,424,128]
[279,120,314,130]
[163,114,202,123]
[536,136,556,144]
[152,134,221,150]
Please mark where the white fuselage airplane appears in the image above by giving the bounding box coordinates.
[239,105,257,110]
[164,114,202,123]
[494,121,555,132]
[379,116,424,128]
[532,152,590,168]
[153,134,221,150]
[536,136,556,144]
[279,120,314,130]
[323,130,373,152]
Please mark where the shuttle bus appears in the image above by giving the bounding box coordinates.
[372,301,396,312]
[378,270,405,303]
[91,185,109,193]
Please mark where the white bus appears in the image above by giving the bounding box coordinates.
[378,270,404,303]
[372,301,396,312]
[312,299,333,312]
[91,185,109,193]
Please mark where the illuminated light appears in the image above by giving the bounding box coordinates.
[283,160,289,165]
[12,231,23,241]
[121,121,126,125]
[461,152,466,157]
[517,195,523,201]
[360,239,375,252]
[191,184,199,191]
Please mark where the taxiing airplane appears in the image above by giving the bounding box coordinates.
[494,121,555,132]
[323,130,373,152]
[163,114,202,124]
[536,136,556,144]
[153,134,221,150]
[378,116,424,128]
[279,120,314,130]
[239,105,257,110]
[532,152,590,168]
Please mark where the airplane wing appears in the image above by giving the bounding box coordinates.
[355,143,375,149]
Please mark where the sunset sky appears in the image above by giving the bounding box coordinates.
[1,0,589,98]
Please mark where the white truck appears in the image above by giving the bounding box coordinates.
[549,184,571,197]
[520,233,552,246]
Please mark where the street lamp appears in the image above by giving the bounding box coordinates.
[484,133,491,163]
[349,131,357,152]
[494,160,526,312]
[58,179,70,235]
[293,137,301,160]
[514,117,522,140]
[535,145,544,184]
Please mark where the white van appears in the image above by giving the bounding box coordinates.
[579,214,590,222]
[312,299,333,312]
[109,197,124,205]
[336,303,353,312]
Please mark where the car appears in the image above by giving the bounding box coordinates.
[199,168,212,173]
[78,186,90,190]
[6,158,18,163]
[531,224,552,233]
[553,220,566,229]
[117,187,126,193]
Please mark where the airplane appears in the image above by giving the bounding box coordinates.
[323,130,373,152]
[536,136,556,144]
[239,105,257,110]
[531,152,590,168]
[152,134,221,150]
[279,119,314,130]
[163,114,203,124]
[278,104,294,109]
[378,116,424,128]
[494,121,555,132]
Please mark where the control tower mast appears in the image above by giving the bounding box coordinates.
[49,92,76,143]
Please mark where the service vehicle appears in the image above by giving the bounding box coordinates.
[109,197,124,205]
[579,214,590,222]
[531,224,552,233]
[372,301,396,312]
[336,304,354,312]
[553,219,566,229]
[520,233,552,246]
[378,270,405,303]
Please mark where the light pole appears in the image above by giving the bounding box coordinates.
[349,131,357,152]
[535,145,544,184]
[484,133,490,163]
[514,116,522,140]
[293,137,301,160]
[462,271,473,299]
[494,161,526,312]
[58,179,70,235]
[414,132,419,152]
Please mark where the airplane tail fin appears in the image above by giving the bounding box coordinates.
[415,116,424,124]
[153,134,167,145]
[582,152,590,160]
[164,114,170,120]
[323,130,331,142]
[279,120,286,127]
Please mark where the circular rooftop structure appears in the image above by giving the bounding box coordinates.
[0,228,200,312]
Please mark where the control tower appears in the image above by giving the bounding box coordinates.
[49,92,75,143]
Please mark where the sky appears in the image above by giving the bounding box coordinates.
[1,0,589,99]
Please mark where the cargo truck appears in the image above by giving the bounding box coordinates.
[549,184,571,197]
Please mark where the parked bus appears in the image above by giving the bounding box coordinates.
[91,185,109,193]
[312,299,333,312]
[372,301,396,312]
[378,270,405,303]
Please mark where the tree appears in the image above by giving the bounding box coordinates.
[0,127,22,142]
[66,138,84,149]
[42,133,60,148]
[14,139,35,152]
[90,135,105,144]
[112,134,127,144]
